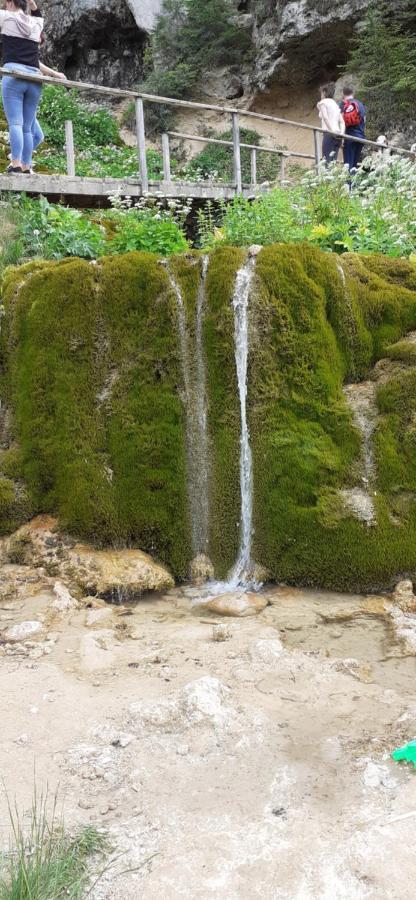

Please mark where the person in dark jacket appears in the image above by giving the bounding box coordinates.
[0,0,44,173]
[340,86,366,172]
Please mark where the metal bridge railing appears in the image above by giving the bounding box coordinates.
[0,67,414,195]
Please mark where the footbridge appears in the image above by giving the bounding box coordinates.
[0,69,413,205]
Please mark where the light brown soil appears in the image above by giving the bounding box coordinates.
[1,583,415,898]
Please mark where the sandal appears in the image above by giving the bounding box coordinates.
[6,165,22,174]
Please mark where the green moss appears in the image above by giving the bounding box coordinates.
[204,245,245,575]
[99,252,191,577]
[248,243,416,591]
[1,253,191,577]
[0,474,31,534]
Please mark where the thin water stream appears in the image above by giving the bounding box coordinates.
[168,258,210,558]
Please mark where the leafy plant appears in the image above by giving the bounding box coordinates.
[104,205,189,256]
[39,86,119,150]
[15,197,105,260]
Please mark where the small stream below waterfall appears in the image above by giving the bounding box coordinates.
[145,583,415,697]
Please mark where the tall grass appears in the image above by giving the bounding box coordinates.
[0,787,107,900]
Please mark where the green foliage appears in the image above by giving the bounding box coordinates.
[139,0,251,133]
[15,197,105,261]
[0,787,107,899]
[39,86,119,150]
[199,158,416,258]
[184,128,282,185]
[39,146,167,180]
[6,196,190,263]
[105,211,188,256]
[344,0,416,134]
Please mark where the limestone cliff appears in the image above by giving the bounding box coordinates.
[41,0,161,85]
[247,0,373,89]
[40,0,371,93]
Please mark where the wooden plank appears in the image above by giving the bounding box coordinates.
[0,174,267,201]
[135,98,148,193]
[161,133,171,182]
[313,129,321,167]
[250,149,257,188]
[231,113,242,194]
[64,120,75,177]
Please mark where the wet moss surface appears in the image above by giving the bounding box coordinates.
[2,244,416,590]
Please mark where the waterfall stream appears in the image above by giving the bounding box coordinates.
[228,257,256,588]
[168,258,210,558]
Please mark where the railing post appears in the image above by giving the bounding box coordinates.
[280,155,286,187]
[135,97,148,193]
[162,133,171,183]
[313,129,321,168]
[64,120,75,177]
[232,112,242,194]
[250,148,257,188]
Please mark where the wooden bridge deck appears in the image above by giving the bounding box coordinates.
[0,173,265,204]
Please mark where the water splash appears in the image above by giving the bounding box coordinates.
[168,257,210,557]
[228,257,256,588]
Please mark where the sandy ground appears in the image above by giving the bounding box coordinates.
[1,583,416,899]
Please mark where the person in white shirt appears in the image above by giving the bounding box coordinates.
[317,83,345,164]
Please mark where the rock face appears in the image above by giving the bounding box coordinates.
[248,0,373,89]
[41,0,161,86]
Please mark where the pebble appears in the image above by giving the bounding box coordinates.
[212,624,231,642]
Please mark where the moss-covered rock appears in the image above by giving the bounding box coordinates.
[1,253,192,578]
[2,243,416,590]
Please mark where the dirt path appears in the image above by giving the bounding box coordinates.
[1,584,415,898]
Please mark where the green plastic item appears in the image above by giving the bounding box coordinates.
[391,741,416,768]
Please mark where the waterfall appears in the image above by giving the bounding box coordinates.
[168,258,210,558]
[228,257,256,587]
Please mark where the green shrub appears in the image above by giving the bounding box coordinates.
[39,86,119,149]
[105,212,188,256]
[183,128,282,185]
[38,146,167,180]
[15,197,105,261]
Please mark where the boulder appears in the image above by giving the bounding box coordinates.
[66,545,174,598]
[202,591,268,618]
[2,517,174,600]
[4,620,44,642]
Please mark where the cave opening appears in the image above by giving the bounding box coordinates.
[50,10,148,89]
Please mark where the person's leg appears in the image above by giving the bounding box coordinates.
[322,133,332,163]
[352,141,363,171]
[343,137,353,170]
[22,82,42,170]
[329,137,341,162]
[2,76,25,167]
[32,118,44,152]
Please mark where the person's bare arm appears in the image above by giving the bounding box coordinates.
[39,62,67,80]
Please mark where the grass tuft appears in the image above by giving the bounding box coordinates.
[0,787,108,900]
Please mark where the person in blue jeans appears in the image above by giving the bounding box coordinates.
[339,86,366,173]
[0,0,44,173]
